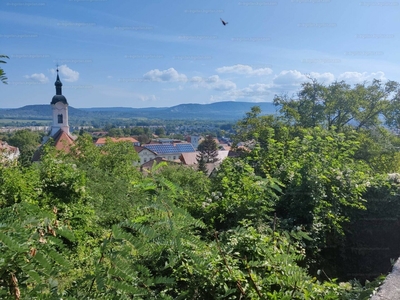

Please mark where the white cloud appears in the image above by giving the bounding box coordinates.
[272,70,385,90]
[309,72,335,83]
[190,75,236,91]
[216,64,273,76]
[272,70,335,90]
[209,70,387,103]
[137,94,157,102]
[163,85,184,91]
[50,65,79,82]
[225,83,273,101]
[143,68,187,82]
[337,71,386,84]
[272,70,306,87]
[24,73,48,83]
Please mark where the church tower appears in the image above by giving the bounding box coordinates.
[50,69,70,137]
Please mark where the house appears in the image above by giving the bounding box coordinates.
[186,135,202,150]
[134,146,157,165]
[142,142,195,162]
[0,141,20,164]
[95,137,140,147]
[180,152,200,166]
[180,150,231,176]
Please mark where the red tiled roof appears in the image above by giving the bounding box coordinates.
[180,152,199,165]
[53,130,75,153]
[32,130,75,162]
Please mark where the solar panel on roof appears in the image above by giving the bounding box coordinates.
[143,143,195,154]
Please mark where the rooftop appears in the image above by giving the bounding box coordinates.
[143,143,195,154]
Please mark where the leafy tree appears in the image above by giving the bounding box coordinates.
[67,134,142,226]
[196,135,219,175]
[198,135,219,162]
[154,127,165,136]
[0,202,76,299]
[274,78,400,131]
[197,154,207,174]
[156,164,210,218]
[137,133,150,144]
[7,129,42,166]
[203,158,281,231]
[107,127,124,137]
[0,55,8,84]
[354,127,400,173]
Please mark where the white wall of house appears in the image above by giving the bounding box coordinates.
[138,149,157,165]
[190,135,201,150]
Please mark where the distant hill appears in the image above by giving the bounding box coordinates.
[0,101,277,121]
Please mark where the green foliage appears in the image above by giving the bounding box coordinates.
[0,202,76,298]
[203,158,281,231]
[274,78,400,131]
[0,54,8,84]
[7,129,42,166]
[155,164,210,218]
[234,109,373,265]
[197,135,219,163]
[271,128,370,237]
[354,128,400,173]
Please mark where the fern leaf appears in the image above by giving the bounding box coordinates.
[47,249,70,267]
[26,270,43,284]
[0,231,25,252]
[110,281,145,295]
[56,228,75,241]
[34,251,53,274]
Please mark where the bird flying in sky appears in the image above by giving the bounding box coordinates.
[220,18,228,26]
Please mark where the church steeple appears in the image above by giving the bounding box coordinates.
[55,68,63,95]
[50,69,69,137]
[51,68,68,105]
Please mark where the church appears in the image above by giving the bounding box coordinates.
[32,69,76,161]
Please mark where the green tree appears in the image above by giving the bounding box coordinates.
[154,127,165,136]
[197,135,219,164]
[203,158,281,231]
[107,127,124,137]
[7,129,42,166]
[274,78,400,131]
[0,55,8,84]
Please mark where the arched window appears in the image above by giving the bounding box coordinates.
[58,114,63,124]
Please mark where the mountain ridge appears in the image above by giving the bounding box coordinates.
[0,101,278,121]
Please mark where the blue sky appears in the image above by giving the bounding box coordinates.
[1,0,399,108]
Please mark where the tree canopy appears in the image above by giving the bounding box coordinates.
[274,78,400,131]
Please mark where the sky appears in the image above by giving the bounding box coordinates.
[1,0,399,108]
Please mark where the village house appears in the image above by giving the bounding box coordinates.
[141,142,196,162]
[0,141,20,164]
[134,145,157,165]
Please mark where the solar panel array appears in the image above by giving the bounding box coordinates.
[143,143,195,154]
[176,144,196,152]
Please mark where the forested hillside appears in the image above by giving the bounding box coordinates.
[1,79,400,299]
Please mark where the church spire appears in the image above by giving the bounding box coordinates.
[55,67,63,95]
